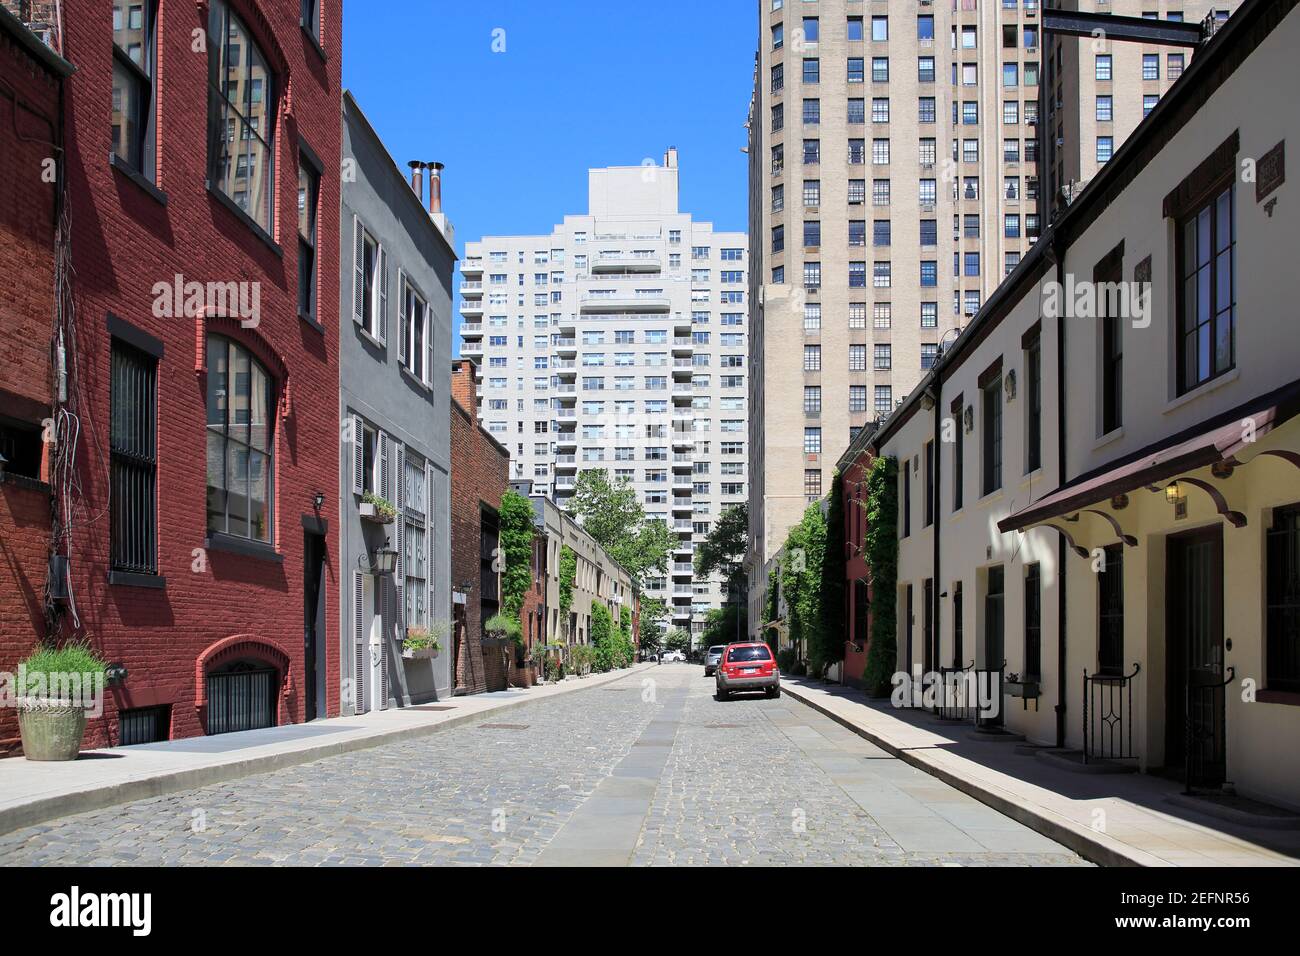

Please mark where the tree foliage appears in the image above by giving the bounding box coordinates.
[590,602,633,671]
[695,502,748,591]
[498,489,536,617]
[862,456,899,696]
[780,503,827,673]
[567,470,673,586]
[700,604,747,649]
[665,628,691,653]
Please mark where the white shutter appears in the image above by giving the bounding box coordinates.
[378,431,390,504]
[394,442,406,638]
[351,414,364,496]
[353,570,366,714]
[397,271,408,367]
[352,216,365,326]
[424,304,434,387]
[426,463,436,636]
[377,246,389,345]
[380,579,392,708]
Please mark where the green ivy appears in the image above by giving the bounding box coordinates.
[558,545,577,620]
[862,456,899,697]
[813,471,847,675]
[498,490,536,618]
[780,503,827,674]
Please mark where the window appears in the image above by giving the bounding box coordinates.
[920,260,937,287]
[1005,213,1020,238]
[804,428,822,454]
[297,153,320,320]
[206,335,274,544]
[771,103,784,132]
[846,97,866,125]
[771,63,784,93]
[401,276,430,383]
[1097,543,1125,675]
[208,0,276,232]
[1142,54,1159,80]
[873,344,891,370]
[1026,330,1042,472]
[804,470,822,498]
[1096,136,1113,164]
[112,0,157,177]
[848,219,867,247]
[870,179,888,205]
[803,139,821,164]
[1024,564,1041,681]
[917,15,934,41]
[803,57,820,84]
[918,56,935,83]
[921,302,937,329]
[951,395,964,511]
[803,386,822,414]
[771,225,785,253]
[849,386,867,413]
[804,303,821,332]
[924,441,934,527]
[874,386,892,415]
[1096,95,1113,122]
[873,219,891,247]
[1002,63,1018,88]
[353,221,385,340]
[847,16,864,41]
[804,345,821,371]
[803,261,821,289]
[772,23,783,49]
[1167,53,1184,80]
[918,97,936,125]
[802,16,819,42]
[110,339,158,573]
[871,139,889,165]
[1267,505,1300,692]
[1003,100,1019,125]
[1095,54,1112,81]
[873,261,891,287]
[902,460,911,538]
[920,344,938,369]
[872,57,889,82]
[872,16,888,41]
[1099,252,1123,436]
[402,450,429,627]
[849,345,867,371]
[847,57,865,84]
[803,220,821,248]
[872,303,890,329]
[981,366,1002,495]
[1143,94,1159,117]
[301,0,321,44]
[1178,183,1235,392]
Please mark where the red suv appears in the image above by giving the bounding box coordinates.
[715,643,780,700]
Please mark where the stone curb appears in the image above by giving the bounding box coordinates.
[779,680,1167,868]
[0,663,654,838]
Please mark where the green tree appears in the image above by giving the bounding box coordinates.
[862,456,899,697]
[694,502,748,591]
[567,470,673,585]
[558,545,577,638]
[700,604,748,649]
[498,489,536,617]
[665,628,691,653]
[780,504,827,672]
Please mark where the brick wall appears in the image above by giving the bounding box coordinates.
[0,13,61,753]
[28,1,344,746]
[449,364,509,695]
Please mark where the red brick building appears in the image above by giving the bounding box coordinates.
[0,6,71,754]
[839,431,875,688]
[0,1,343,747]
[450,359,510,694]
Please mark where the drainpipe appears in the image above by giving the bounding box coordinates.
[931,388,942,680]
[1052,231,1069,749]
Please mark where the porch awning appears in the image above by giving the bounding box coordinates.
[998,382,1300,534]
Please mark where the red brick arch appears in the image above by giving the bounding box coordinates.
[194,634,295,728]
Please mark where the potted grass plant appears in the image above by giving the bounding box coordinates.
[17,642,107,761]
[402,621,448,660]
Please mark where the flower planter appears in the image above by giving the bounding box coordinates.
[359,502,395,525]
[402,647,440,661]
[17,699,88,761]
[1004,680,1040,699]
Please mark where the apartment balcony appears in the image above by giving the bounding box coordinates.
[555,433,577,449]
[673,520,693,531]
[554,477,576,491]
[580,291,671,313]
[591,252,662,273]
[671,497,692,512]
[554,383,576,396]
[672,474,694,491]
[461,257,483,274]
[553,358,576,370]
[673,564,694,576]
[555,454,577,469]
[555,407,576,419]
[671,431,693,448]
[554,339,577,357]
[460,323,483,337]
[671,588,694,599]
[671,337,693,354]
[461,339,483,357]
[672,453,693,467]
[460,299,484,316]
[460,280,483,293]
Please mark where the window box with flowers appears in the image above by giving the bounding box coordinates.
[359,491,397,525]
[402,621,447,660]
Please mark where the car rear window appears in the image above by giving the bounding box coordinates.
[727,645,772,663]
[709,646,726,654]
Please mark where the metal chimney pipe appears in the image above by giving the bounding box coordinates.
[427,162,444,215]
[408,161,424,201]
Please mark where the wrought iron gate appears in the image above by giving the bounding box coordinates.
[1186,666,1233,791]
[206,664,277,735]
[1083,664,1140,762]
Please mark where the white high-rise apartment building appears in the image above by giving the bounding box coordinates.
[460,151,749,636]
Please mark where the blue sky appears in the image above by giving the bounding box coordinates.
[342,2,757,318]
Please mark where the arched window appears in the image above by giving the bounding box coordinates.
[207,0,275,232]
[206,335,274,543]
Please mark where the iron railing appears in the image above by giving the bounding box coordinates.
[1186,666,1234,792]
[937,660,978,721]
[974,661,1006,729]
[206,667,277,736]
[1083,663,1141,763]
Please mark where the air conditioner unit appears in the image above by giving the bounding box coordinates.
[964,306,977,317]
[921,162,935,170]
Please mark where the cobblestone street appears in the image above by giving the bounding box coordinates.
[0,667,1088,866]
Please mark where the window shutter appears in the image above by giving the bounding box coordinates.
[424,305,434,386]
[352,414,364,495]
[394,442,406,634]
[353,570,366,714]
[380,578,391,708]
[377,246,389,345]
[426,462,436,633]
[352,217,365,326]
[397,272,408,367]
[378,431,390,504]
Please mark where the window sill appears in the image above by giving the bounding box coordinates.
[978,488,1005,508]
[110,152,167,206]
[356,323,386,351]
[205,181,282,257]
[400,364,432,391]
[1093,426,1125,451]
[205,532,283,563]
[1258,689,1300,707]
[108,570,166,590]
[299,311,324,334]
[301,22,327,62]
[1164,368,1240,415]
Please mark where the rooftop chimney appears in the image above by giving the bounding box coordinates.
[664,146,678,169]
[408,160,424,200]
[426,162,444,215]
[451,359,477,416]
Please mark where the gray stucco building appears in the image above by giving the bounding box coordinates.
[340,92,455,711]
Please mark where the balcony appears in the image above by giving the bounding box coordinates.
[555,455,577,469]
[461,257,483,273]
[460,299,483,316]
[580,291,671,313]
[671,497,692,511]
[460,323,483,336]
[460,280,483,293]
[461,339,483,356]
[591,252,662,274]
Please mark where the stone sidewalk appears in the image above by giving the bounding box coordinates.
[780,677,1300,867]
[0,664,653,838]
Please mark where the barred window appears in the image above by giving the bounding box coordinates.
[110,339,158,573]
